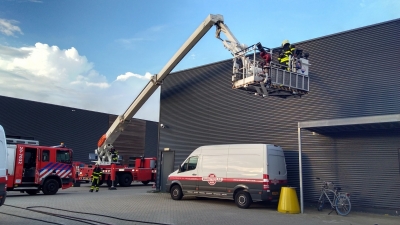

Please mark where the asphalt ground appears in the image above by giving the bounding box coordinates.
[0,182,399,225]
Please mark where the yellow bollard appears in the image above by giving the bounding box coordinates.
[277,187,300,214]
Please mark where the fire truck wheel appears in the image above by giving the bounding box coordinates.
[107,175,119,187]
[170,185,183,200]
[142,181,150,186]
[42,179,59,195]
[26,190,38,195]
[118,174,132,187]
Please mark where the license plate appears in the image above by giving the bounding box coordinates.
[272,192,279,195]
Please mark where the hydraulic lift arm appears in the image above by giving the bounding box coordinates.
[95,14,225,164]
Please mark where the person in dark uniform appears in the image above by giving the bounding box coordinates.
[89,163,103,192]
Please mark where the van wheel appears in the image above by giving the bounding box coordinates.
[170,185,183,200]
[235,191,252,209]
[42,179,59,195]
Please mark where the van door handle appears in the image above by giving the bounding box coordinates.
[192,174,197,176]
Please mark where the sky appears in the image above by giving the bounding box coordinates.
[0,0,399,122]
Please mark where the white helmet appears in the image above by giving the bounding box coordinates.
[281,40,290,47]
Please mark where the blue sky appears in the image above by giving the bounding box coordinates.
[0,0,399,122]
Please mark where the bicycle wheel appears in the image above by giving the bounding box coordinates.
[335,194,351,216]
[317,194,325,211]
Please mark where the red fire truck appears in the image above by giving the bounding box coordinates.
[5,138,75,195]
[77,157,156,187]
[0,125,7,206]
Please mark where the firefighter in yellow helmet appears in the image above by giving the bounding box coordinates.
[110,148,118,163]
[89,163,103,192]
[278,40,296,71]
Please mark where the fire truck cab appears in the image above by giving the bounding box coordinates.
[6,138,75,195]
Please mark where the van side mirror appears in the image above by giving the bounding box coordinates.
[178,165,182,173]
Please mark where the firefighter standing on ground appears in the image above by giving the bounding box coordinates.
[278,40,296,71]
[89,163,103,192]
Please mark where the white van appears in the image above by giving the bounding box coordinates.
[166,144,287,208]
[0,125,7,207]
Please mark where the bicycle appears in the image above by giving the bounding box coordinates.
[316,177,351,216]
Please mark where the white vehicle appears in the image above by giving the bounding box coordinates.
[94,14,309,165]
[166,144,288,208]
[0,125,8,206]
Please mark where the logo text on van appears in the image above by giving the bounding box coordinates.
[202,173,223,185]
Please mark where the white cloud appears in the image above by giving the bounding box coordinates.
[0,19,23,36]
[116,72,152,81]
[0,43,160,121]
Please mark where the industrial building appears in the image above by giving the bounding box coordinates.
[0,95,158,165]
[157,18,400,213]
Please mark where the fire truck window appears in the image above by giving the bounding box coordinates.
[42,150,50,162]
[56,150,71,163]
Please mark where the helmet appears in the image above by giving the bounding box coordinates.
[281,40,290,47]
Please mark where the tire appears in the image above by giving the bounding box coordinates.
[118,174,133,187]
[142,181,150,186]
[335,194,351,216]
[235,191,252,209]
[42,179,59,195]
[317,194,325,211]
[0,194,5,206]
[26,190,38,195]
[170,185,183,200]
[107,175,119,187]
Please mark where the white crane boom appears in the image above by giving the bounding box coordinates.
[95,14,226,164]
[94,14,310,164]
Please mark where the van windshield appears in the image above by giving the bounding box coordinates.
[181,156,198,172]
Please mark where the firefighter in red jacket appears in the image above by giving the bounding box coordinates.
[89,163,103,192]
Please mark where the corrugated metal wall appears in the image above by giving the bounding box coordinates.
[0,95,109,164]
[159,19,400,210]
[145,121,159,158]
[0,96,159,164]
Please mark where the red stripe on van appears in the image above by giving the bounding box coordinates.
[168,176,286,185]
[168,176,202,181]
[223,178,263,183]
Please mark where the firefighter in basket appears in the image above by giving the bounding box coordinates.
[110,147,118,163]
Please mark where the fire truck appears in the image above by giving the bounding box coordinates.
[0,125,7,206]
[3,136,75,195]
[77,157,156,187]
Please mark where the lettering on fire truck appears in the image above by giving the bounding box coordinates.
[18,146,23,165]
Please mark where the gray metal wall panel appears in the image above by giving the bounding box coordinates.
[145,121,159,157]
[159,19,400,210]
[0,95,109,164]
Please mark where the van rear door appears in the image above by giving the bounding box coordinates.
[267,152,287,196]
